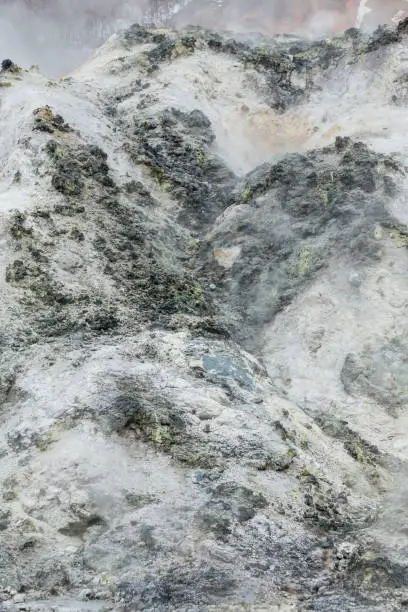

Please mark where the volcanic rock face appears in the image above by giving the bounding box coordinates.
[2,18,408,612]
[0,1,407,77]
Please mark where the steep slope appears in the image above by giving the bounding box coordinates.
[1,19,408,612]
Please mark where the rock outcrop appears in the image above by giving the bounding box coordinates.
[1,18,408,612]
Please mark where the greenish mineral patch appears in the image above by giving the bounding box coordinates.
[33,106,72,134]
[315,414,381,467]
[1,18,408,612]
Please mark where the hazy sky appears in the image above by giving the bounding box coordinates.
[0,1,403,77]
[0,0,149,75]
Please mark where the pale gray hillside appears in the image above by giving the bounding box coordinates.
[1,18,408,612]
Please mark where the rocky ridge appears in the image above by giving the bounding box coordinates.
[1,19,408,611]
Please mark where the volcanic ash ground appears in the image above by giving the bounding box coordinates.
[2,19,408,612]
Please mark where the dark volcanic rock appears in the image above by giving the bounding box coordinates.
[1,16,408,612]
[203,138,402,346]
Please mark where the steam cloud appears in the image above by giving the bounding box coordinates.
[0,0,149,76]
[0,1,404,76]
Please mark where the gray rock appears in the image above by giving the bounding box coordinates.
[341,338,408,410]
[0,15,408,612]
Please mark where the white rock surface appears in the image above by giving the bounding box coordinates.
[0,18,408,612]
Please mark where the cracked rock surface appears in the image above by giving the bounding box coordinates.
[2,19,408,612]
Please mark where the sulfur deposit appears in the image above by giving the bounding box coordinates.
[1,16,408,612]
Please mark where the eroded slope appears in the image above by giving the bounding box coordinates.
[1,20,408,612]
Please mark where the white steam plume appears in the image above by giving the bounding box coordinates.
[0,1,403,77]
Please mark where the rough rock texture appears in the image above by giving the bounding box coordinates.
[2,19,408,612]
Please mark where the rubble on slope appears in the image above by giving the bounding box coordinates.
[1,18,408,612]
